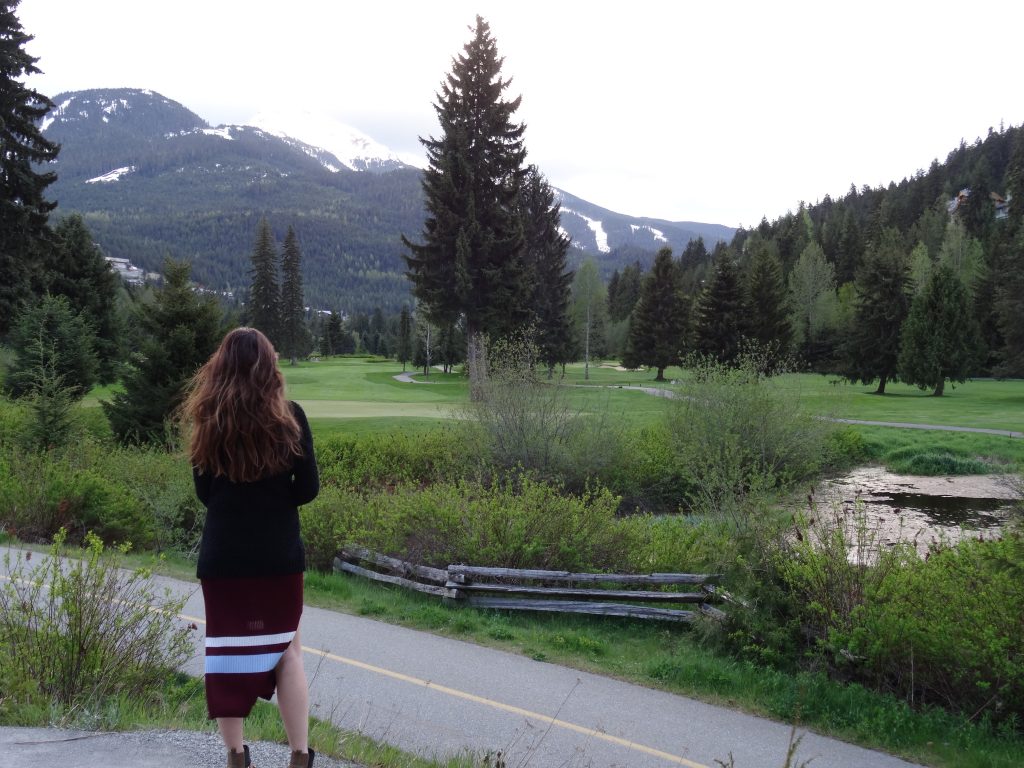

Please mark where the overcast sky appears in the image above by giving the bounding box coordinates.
[16,0,1024,228]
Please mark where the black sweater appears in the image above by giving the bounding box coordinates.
[194,401,319,579]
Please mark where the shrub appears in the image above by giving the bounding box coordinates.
[837,533,1024,721]
[0,531,193,719]
[0,447,154,547]
[668,355,834,526]
[315,427,474,491]
[882,446,991,476]
[301,478,635,572]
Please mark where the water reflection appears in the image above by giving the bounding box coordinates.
[813,466,1019,555]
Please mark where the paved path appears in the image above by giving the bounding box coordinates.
[0,550,921,768]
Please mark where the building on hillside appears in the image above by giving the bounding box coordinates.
[105,256,146,285]
[946,187,1012,220]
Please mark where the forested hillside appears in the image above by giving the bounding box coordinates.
[718,124,1023,377]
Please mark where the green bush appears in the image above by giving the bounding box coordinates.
[301,477,635,572]
[0,451,153,547]
[837,533,1024,721]
[0,531,192,721]
[315,427,474,491]
[882,446,991,476]
[669,357,835,525]
[598,424,694,514]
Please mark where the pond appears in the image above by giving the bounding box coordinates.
[812,466,1019,555]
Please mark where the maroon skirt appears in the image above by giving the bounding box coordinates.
[201,573,304,718]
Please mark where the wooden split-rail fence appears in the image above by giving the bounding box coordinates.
[334,546,728,623]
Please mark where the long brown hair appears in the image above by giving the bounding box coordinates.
[182,327,302,482]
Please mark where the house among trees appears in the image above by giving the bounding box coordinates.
[946,187,1012,219]
[104,256,145,285]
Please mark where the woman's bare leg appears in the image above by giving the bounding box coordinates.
[217,717,245,753]
[276,627,309,752]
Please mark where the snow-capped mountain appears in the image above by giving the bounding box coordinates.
[247,110,420,173]
[38,87,735,311]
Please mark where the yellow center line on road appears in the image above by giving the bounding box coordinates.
[182,612,710,768]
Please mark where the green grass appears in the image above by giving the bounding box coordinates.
[852,425,1024,472]
[768,375,1024,433]
[297,570,1024,768]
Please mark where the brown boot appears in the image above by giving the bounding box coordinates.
[287,747,314,768]
[227,745,251,768]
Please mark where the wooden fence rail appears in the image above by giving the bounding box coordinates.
[334,546,726,623]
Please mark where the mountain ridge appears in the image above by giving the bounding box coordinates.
[40,88,735,311]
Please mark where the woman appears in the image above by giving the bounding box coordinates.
[183,327,319,768]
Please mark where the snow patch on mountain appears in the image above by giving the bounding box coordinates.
[247,110,414,172]
[202,126,234,140]
[562,208,610,253]
[630,224,668,242]
[86,166,134,183]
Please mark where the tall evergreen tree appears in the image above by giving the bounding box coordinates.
[278,225,307,365]
[607,260,643,322]
[0,1,60,335]
[104,259,223,444]
[45,214,121,382]
[843,229,911,394]
[5,294,97,399]
[995,227,1024,377]
[742,244,791,360]
[898,264,981,396]
[397,306,413,371]
[322,311,343,356]
[247,218,279,346]
[402,16,529,392]
[693,253,744,364]
[519,166,573,374]
[622,248,688,381]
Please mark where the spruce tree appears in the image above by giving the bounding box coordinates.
[247,218,279,346]
[843,229,911,394]
[5,294,98,399]
[608,261,643,322]
[0,0,60,335]
[898,264,981,396]
[520,166,573,375]
[45,215,122,382]
[323,311,343,357]
[397,306,413,371]
[743,244,791,363]
[402,16,529,391]
[693,253,744,364]
[278,225,307,365]
[622,248,688,381]
[104,259,223,444]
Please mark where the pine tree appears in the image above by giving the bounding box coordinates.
[323,311,343,356]
[103,259,223,444]
[608,261,643,322]
[0,1,60,335]
[402,16,529,392]
[397,306,413,371]
[742,244,791,362]
[843,229,911,394]
[5,294,98,399]
[622,248,688,381]
[693,253,744,364]
[45,215,122,382]
[520,166,573,375]
[898,264,981,396]
[247,218,279,346]
[278,225,307,365]
[995,227,1024,377]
